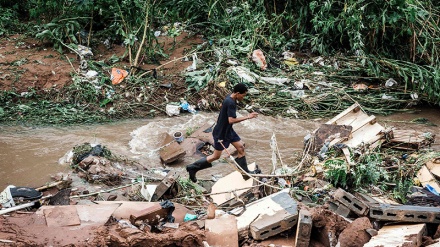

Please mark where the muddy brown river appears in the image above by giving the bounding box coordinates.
[1,108,439,190]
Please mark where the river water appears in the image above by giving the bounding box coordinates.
[1,108,439,190]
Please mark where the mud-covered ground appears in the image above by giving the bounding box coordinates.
[0,32,204,91]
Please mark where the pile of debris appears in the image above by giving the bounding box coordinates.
[0,103,439,247]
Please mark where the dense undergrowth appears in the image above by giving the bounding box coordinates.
[1,0,439,126]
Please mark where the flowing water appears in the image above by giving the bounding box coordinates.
[1,108,439,190]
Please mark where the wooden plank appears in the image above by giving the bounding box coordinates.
[211,163,256,206]
[364,223,426,247]
[417,165,440,193]
[426,158,440,178]
[342,148,353,171]
[344,123,384,148]
[325,103,361,125]
[350,115,377,132]
[328,115,379,147]
[384,130,436,151]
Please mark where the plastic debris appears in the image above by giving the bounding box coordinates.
[184,213,197,222]
[353,84,368,91]
[166,104,180,116]
[425,184,439,196]
[252,49,267,70]
[111,68,129,85]
[180,99,196,114]
[385,78,398,88]
[77,45,93,59]
[381,94,394,100]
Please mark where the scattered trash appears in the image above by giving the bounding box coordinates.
[173,131,184,143]
[110,68,129,85]
[180,99,196,114]
[166,104,181,116]
[251,49,267,70]
[184,213,197,222]
[352,83,368,91]
[76,45,93,59]
[385,78,398,88]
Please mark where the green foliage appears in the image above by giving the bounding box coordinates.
[304,0,440,64]
[35,19,82,52]
[185,70,215,92]
[392,178,413,204]
[65,75,104,105]
[0,7,18,36]
[353,152,389,188]
[324,151,390,190]
[178,177,203,194]
[323,158,348,187]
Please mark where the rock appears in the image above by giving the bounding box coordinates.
[337,217,372,247]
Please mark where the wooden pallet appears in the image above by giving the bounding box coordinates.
[383,129,435,150]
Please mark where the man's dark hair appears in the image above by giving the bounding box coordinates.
[233,83,248,94]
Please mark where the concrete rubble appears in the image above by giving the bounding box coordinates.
[0,103,439,247]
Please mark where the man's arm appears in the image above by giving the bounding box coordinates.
[228,112,258,124]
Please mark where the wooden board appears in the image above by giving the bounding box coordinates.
[344,122,384,148]
[211,163,256,206]
[319,103,385,149]
[425,158,440,178]
[326,103,361,125]
[383,129,436,150]
[417,165,440,193]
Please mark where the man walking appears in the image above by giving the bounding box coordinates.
[186,83,259,182]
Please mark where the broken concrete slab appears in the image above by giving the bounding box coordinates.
[364,223,426,247]
[75,204,121,226]
[205,214,238,247]
[94,201,193,223]
[159,133,186,164]
[211,163,257,207]
[39,204,121,227]
[232,189,298,240]
[295,209,312,247]
[43,206,81,227]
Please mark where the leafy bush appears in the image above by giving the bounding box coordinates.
[324,158,348,187]
[353,152,389,188]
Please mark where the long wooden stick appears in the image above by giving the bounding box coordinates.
[36,181,64,191]
[70,181,140,199]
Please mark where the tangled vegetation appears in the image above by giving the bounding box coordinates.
[1,0,440,125]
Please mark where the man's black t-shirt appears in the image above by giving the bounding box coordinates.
[212,94,237,141]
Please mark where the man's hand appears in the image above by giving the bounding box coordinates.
[247,112,259,119]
